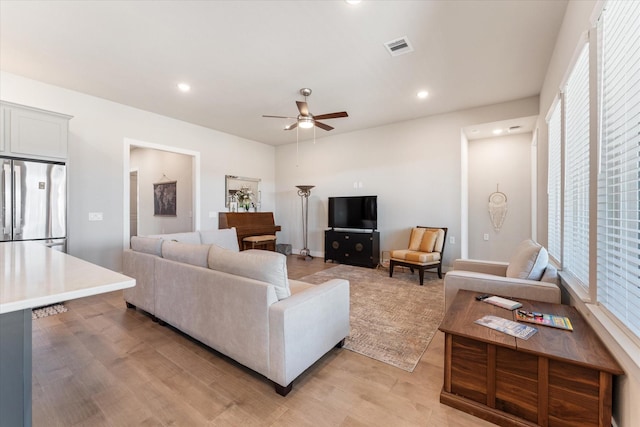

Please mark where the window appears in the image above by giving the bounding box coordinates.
[597,0,640,337]
[563,45,590,287]
[547,102,562,262]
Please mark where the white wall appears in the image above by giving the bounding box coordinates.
[274,96,539,267]
[468,133,532,261]
[0,71,276,271]
[130,147,194,236]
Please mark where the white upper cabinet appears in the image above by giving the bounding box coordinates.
[0,101,72,161]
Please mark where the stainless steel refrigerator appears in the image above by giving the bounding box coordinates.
[1,157,66,251]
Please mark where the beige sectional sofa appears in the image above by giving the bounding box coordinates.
[122,229,350,396]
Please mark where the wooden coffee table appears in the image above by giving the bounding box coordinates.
[439,290,623,427]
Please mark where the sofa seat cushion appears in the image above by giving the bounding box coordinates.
[200,228,239,251]
[130,236,163,256]
[391,249,441,264]
[208,245,291,300]
[506,239,549,281]
[162,241,211,268]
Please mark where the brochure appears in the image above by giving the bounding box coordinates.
[474,315,538,340]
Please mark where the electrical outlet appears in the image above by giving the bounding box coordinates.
[88,212,103,221]
[483,233,489,241]
[449,236,456,244]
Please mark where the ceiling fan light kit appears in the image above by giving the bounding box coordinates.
[263,88,348,132]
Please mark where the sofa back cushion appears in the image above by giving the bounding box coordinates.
[130,236,163,256]
[148,231,201,245]
[162,241,210,268]
[200,228,239,251]
[208,245,291,300]
[506,239,549,281]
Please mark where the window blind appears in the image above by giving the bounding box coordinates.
[563,44,590,287]
[597,0,640,337]
[547,102,562,262]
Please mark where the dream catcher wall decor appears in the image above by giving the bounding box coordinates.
[488,185,508,232]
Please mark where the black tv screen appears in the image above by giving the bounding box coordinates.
[328,196,377,230]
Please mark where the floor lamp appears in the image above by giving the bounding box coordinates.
[296,185,314,260]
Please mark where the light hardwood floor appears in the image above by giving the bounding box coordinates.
[31,256,493,426]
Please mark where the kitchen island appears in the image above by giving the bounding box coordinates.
[0,242,135,427]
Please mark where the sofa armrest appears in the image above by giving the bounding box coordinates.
[268,279,350,387]
[452,259,509,276]
[444,271,561,312]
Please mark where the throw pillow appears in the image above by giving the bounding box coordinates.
[408,228,426,251]
[506,239,549,281]
[208,245,291,300]
[130,236,163,256]
[162,241,210,268]
[419,229,438,253]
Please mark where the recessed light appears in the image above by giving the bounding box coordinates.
[417,90,429,99]
[177,83,191,92]
[492,129,503,135]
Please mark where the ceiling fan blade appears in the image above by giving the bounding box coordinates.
[263,115,296,119]
[284,122,298,130]
[314,121,334,131]
[313,111,349,120]
[296,101,309,116]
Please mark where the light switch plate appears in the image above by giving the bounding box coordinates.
[88,212,103,221]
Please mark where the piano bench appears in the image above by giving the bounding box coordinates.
[243,235,277,251]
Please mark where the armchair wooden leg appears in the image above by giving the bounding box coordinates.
[389,260,395,278]
[437,264,442,279]
[419,268,425,286]
[335,338,346,348]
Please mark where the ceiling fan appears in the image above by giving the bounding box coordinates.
[263,88,348,131]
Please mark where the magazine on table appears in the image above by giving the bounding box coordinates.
[515,310,574,331]
[474,315,538,340]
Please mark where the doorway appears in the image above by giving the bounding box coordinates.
[123,137,201,248]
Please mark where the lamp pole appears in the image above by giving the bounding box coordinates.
[296,185,314,260]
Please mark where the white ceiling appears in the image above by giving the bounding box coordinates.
[0,0,568,146]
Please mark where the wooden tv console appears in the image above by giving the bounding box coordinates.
[439,290,623,427]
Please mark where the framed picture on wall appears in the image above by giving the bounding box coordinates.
[225,175,260,209]
[153,181,177,216]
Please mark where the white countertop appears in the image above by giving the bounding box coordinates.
[0,241,135,314]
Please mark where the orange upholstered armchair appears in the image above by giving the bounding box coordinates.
[389,226,447,285]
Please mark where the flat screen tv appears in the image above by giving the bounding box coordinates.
[328,196,377,230]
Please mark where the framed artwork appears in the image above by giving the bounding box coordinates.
[153,181,177,216]
[225,175,260,209]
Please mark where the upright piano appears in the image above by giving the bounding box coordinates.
[218,212,281,250]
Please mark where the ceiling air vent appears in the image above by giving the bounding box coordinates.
[509,125,522,132]
[384,36,413,57]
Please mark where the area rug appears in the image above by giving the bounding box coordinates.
[299,264,444,372]
[32,303,67,320]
